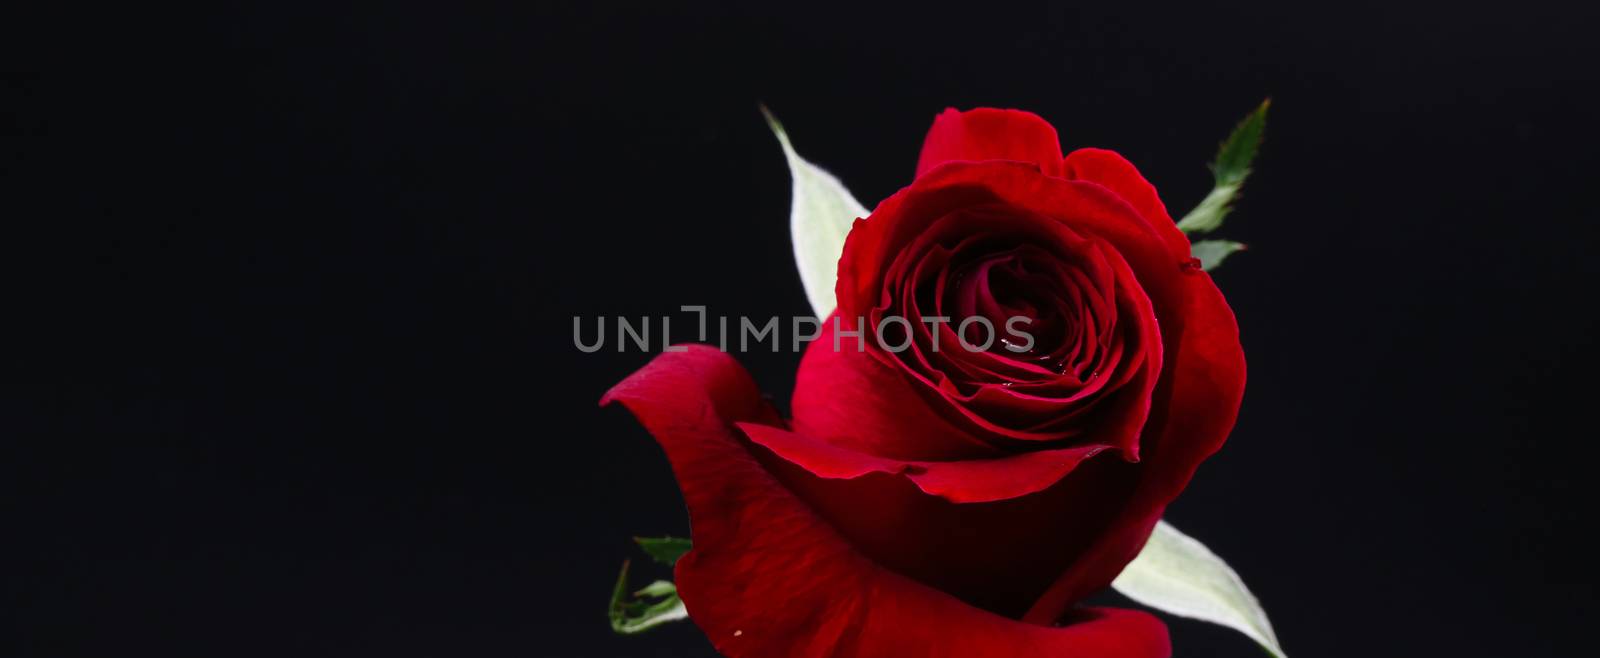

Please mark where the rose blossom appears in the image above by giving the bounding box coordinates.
[604,108,1246,657]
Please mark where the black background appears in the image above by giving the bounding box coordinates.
[6,1,1599,656]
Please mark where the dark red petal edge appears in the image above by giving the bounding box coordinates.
[739,421,1108,504]
[916,108,1067,179]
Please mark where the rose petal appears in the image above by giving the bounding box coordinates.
[1024,270,1246,623]
[933,239,1162,454]
[839,162,1181,337]
[916,108,1066,179]
[792,314,1000,461]
[1063,148,1191,257]
[759,409,1143,616]
[603,346,1171,657]
[739,421,1108,504]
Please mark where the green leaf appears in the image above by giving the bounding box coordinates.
[762,105,870,319]
[1190,240,1246,272]
[1212,99,1269,188]
[608,560,689,635]
[634,536,691,566]
[1112,521,1287,658]
[1177,99,1270,235]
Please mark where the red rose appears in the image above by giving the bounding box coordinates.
[604,108,1246,657]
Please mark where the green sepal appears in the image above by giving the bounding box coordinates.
[1191,240,1246,271]
[608,559,689,635]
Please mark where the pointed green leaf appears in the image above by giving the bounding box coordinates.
[1191,240,1246,271]
[1212,99,1269,188]
[608,560,689,635]
[1177,184,1241,236]
[763,106,870,319]
[1177,99,1270,235]
[634,536,691,566]
[1112,521,1286,658]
